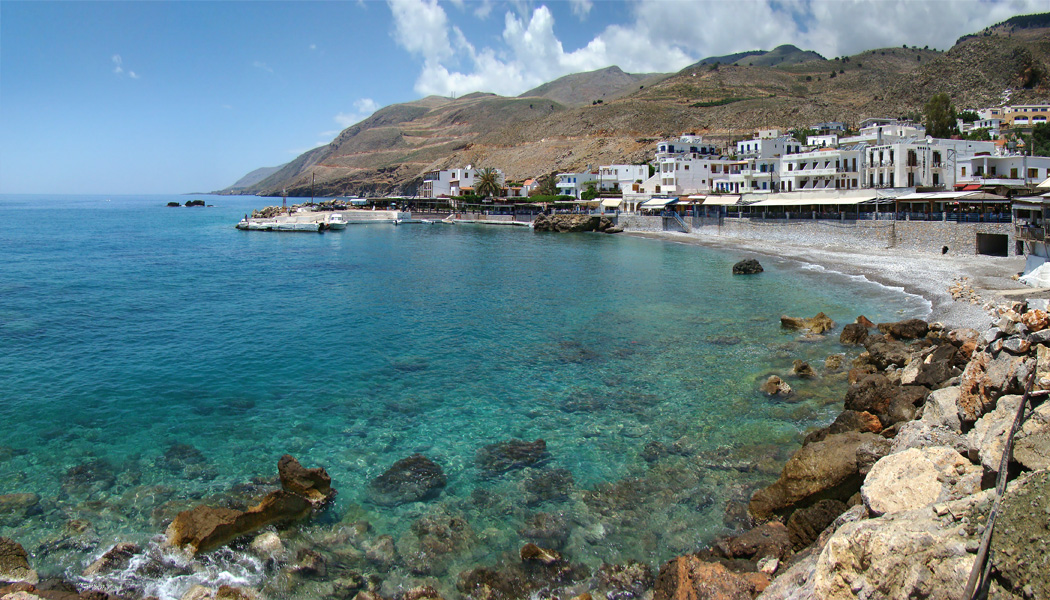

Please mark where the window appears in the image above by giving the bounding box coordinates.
[990,166,997,176]
[1011,168,1018,179]
[684,165,689,170]
[962,166,967,177]
[1029,168,1039,178]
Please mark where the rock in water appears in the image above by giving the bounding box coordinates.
[791,360,816,379]
[0,537,38,584]
[839,323,869,345]
[519,543,563,565]
[653,555,760,600]
[781,312,834,334]
[82,542,141,577]
[367,454,446,506]
[166,490,311,555]
[278,454,335,506]
[476,439,551,476]
[732,258,763,275]
[877,319,929,339]
[760,375,792,396]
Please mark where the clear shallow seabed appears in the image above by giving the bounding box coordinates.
[0,195,929,598]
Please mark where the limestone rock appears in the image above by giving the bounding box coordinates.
[165,490,311,555]
[921,386,962,432]
[760,375,792,396]
[1013,431,1050,470]
[956,351,1028,423]
[249,532,286,559]
[278,455,335,506]
[476,439,551,476]
[855,437,893,476]
[827,410,882,435]
[967,395,1026,474]
[732,259,763,275]
[368,454,447,506]
[781,313,834,335]
[791,360,816,379]
[727,522,791,561]
[0,538,38,585]
[890,420,969,456]
[860,447,981,516]
[786,499,847,551]
[991,470,1050,598]
[839,323,868,346]
[653,556,756,600]
[82,542,140,577]
[753,548,818,599]
[812,493,991,600]
[877,318,929,340]
[749,432,879,521]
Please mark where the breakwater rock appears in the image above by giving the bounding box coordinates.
[532,214,621,233]
[653,308,1050,600]
[733,258,764,275]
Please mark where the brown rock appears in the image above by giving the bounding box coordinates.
[957,352,1026,423]
[781,312,834,335]
[848,365,877,385]
[402,585,445,600]
[877,318,929,340]
[278,455,335,506]
[760,375,792,396]
[791,360,816,379]
[1022,309,1050,332]
[81,542,140,577]
[863,334,909,369]
[653,556,753,600]
[843,374,896,415]
[786,499,848,550]
[748,432,879,521]
[166,490,311,555]
[828,410,882,434]
[0,537,37,585]
[825,355,844,372]
[726,522,791,561]
[519,543,562,566]
[856,316,876,328]
[839,323,869,346]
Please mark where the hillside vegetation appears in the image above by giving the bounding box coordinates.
[226,16,1050,198]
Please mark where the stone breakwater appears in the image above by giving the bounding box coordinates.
[7,309,1050,600]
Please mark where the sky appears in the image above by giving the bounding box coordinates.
[1,0,1045,195]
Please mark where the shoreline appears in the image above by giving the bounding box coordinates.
[624,229,1030,331]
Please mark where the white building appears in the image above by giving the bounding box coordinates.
[421,166,505,198]
[735,135,801,159]
[597,165,649,192]
[556,171,596,199]
[780,146,865,192]
[655,135,720,158]
[807,134,840,148]
[712,158,780,193]
[956,155,1050,189]
[864,138,995,190]
[841,121,926,145]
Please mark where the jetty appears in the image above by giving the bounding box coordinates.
[236,209,410,231]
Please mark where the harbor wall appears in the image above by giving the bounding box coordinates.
[615,215,1016,257]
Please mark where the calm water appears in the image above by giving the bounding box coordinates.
[0,194,928,598]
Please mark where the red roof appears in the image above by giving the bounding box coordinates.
[962,184,981,191]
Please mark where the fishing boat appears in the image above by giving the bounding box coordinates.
[327,214,348,230]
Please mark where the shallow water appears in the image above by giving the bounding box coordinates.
[0,194,929,598]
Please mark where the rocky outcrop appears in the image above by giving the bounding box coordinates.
[732,259,763,275]
[0,538,37,585]
[476,439,551,476]
[785,499,848,551]
[860,447,981,516]
[278,454,335,506]
[653,556,763,600]
[780,313,834,335]
[748,432,880,521]
[759,375,792,396]
[533,215,619,233]
[991,470,1050,598]
[791,360,816,379]
[877,318,929,340]
[166,490,311,555]
[839,323,869,346]
[82,542,140,577]
[726,522,792,561]
[368,454,447,506]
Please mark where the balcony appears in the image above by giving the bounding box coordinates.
[1017,225,1047,242]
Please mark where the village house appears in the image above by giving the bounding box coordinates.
[1005,104,1050,128]
[807,133,840,148]
[864,138,996,190]
[956,154,1050,190]
[420,166,505,198]
[597,164,649,192]
[780,145,865,192]
[556,171,594,199]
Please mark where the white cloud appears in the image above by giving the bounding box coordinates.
[111,54,123,75]
[334,98,381,128]
[129,71,139,79]
[253,60,274,73]
[473,0,494,19]
[387,0,1050,99]
[569,0,592,20]
[310,43,318,51]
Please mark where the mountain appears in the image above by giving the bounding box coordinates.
[518,66,669,107]
[224,15,1050,198]
[222,164,286,192]
[692,45,825,68]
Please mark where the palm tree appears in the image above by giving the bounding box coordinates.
[474,167,502,198]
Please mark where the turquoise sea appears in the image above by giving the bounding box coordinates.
[0,194,929,598]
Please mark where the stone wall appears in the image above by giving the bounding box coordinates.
[613,215,1016,256]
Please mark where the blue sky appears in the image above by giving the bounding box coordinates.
[1,0,1044,195]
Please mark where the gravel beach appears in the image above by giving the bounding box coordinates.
[627,229,1032,331]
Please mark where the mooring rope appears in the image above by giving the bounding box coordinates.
[964,364,1039,600]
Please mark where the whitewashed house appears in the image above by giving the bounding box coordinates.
[597,165,649,192]
[556,172,596,199]
[864,138,995,190]
[956,155,1050,189]
[421,166,505,198]
[780,146,865,192]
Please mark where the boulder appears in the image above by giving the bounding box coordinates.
[533,214,615,233]
[791,360,816,379]
[967,394,1024,474]
[0,538,37,585]
[889,421,969,456]
[278,455,335,506]
[862,334,909,369]
[860,447,981,516]
[653,556,757,600]
[726,522,792,561]
[956,352,1028,423]
[1002,336,1031,355]
[785,499,848,551]
[732,259,763,275]
[824,354,844,372]
[81,542,140,577]
[781,313,834,335]
[876,319,929,340]
[855,437,893,476]
[900,344,957,387]
[921,387,962,432]
[476,439,550,476]
[748,432,880,521]
[760,375,792,396]
[856,316,876,328]
[884,385,929,426]
[827,411,882,435]
[249,532,286,559]
[990,470,1050,598]
[368,454,447,506]
[839,323,868,346]
[812,492,988,599]
[292,548,327,578]
[166,490,311,555]
[0,494,40,525]
[843,374,895,415]
[519,543,562,566]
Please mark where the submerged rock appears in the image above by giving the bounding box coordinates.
[732,258,763,275]
[791,360,816,379]
[368,454,447,506]
[82,542,140,577]
[0,537,38,585]
[760,375,792,397]
[780,312,834,335]
[165,490,311,555]
[476,439,551,476]
[519,543,563,565]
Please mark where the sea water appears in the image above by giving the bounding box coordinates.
[0,195,929,598]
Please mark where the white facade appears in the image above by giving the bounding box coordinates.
[655,135,720,159]
[807,134,840,148]
[957,155,1050,188]
[597,164,649,192]
[864,138,995,190]
[421,166,505,198]
[556,172,596,199]
[712,158,780,193]
[842,122,926,145]
[780,147,865,192]
[735,135,801,159]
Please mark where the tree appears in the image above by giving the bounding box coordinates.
[958,110,980,123]
[924,93,958,138]
[963,128,991,141]
[532,172,559,197]
[1031,123,1050,157]
[581,184,598,201]
[474,167,502,198]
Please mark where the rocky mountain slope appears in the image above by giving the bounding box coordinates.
[225,16,1050,198]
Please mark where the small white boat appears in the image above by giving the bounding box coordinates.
[327,214,347,230]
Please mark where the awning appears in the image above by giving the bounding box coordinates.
[961,184,981,191]
[748,196,874,207]
[640,197,676,209]
[702,195,740,206]
[601,198,623,208]
[1038,177,1050,189]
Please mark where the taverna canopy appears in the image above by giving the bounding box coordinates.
[701,195,740,206]
[640,197,677,209]
[747,195,874,207]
